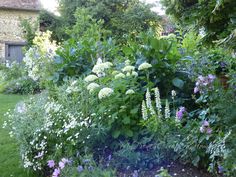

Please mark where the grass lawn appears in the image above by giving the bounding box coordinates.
[0,94,34,177]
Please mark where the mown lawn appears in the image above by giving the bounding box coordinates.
[0,94,34,177]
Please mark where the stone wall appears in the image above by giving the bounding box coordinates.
[0,9,39,62]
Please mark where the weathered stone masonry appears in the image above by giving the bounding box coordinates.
[0,0,40,63]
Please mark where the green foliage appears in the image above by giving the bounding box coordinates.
[52,10,119,83]
[20,19,39,49]
[39,10,67,42]
[61,155,116,177]
[161,0,236,48]
[52,0,161,42]
[156,167,172,177]
[0,63,39,94]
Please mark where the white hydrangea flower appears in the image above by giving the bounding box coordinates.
[131,71,138,77]
[87,83,100,93]
[84,74,98,82]
[115,73,125,79]
[98,88,114,99]
[92,62,113,75]
[138,62,152,71]
[125,60,131,66]
[126,72,131,77]
[125,89,135,95]
[104,62,113,68]
[122,65,135,72]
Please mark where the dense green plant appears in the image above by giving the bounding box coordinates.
[3,76,40,94]
[161,0,236,49]
[52,9,119,83]
[123,31,194,109]
[0,63,39,94]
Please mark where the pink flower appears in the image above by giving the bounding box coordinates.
[47,160,55,168]
[52,168,60,177]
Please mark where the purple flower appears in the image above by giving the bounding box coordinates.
[108,154,112,161]
[82,159,90,163]
[59,161,65,169]
[132,170,139,177]
[176,107,186,120]
[194,87,199,93]
[88,166,94,171]
[218,165,224,173]
[208,74,216,81]
[198,75,204,81]
[52,168,60,177]
[206,127,212,134]
[179,107,186,112]
[77,165,83,173]
[47,160,55,168]
[202,120,209,127]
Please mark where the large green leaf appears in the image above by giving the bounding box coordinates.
[172,78,184,89]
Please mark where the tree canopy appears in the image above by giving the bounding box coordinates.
[42,0,161,42]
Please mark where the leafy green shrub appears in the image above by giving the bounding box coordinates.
[0,62,40,94]
[52,9,118,84]
[3,76,40,94]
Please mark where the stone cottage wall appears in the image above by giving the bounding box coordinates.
[0,9,39,62]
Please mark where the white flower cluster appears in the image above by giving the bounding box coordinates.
[92,61,113,76]
[23,32,57,81]
[122,65,135,72]
[98,87,114,99]
[66,80,79,94]
[87,82,100,93]
[84,74,98,82]
[126,89,135,95]
[138,62,152,71]
[4,92,93,171]
[141,87,172,120]
[115,73,126,79]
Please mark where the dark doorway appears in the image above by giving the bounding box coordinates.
[5,42,26,63]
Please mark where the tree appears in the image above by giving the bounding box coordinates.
[39,10,68,42]
[58,0,161,41]
[161,0,236,49]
